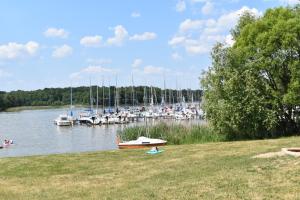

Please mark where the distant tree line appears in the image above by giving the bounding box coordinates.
[0,86,202,111]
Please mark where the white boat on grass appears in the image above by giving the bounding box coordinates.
[118,136,167,149]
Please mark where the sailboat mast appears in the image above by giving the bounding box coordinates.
[176,78,178,104]
[150,86,154,107]
[102,77,105,112]
[89,78,93,111]
[131,74,134,107]
[124,87,127,107]
[153,87,157,105]
[70,85,73,116]
[168,89,171,105]
[191,91,194,104]
[163,73,166,105]
[108,79,111,109]
[143,86,146,107]
[115,75,118,111]
[96,84,99,114]
[70,86,73,108]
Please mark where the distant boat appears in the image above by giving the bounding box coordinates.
[78,81,102,125]
[54,114,74,126]
[1,139,14,148]
[54,86,76,126]
[78,110,101,125]
[118,136,167,149]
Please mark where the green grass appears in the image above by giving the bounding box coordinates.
[120,122,225,145]
[1,137,300,199]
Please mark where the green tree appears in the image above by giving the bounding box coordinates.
[201,6,300,139]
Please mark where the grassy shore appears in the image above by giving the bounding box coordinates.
[1,137,300,199]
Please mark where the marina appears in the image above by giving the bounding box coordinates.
[0,107,204,158]
[53,82,204,126]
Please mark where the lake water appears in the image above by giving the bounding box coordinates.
[0,108,204,158]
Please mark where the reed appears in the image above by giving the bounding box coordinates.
[120,122,226,144]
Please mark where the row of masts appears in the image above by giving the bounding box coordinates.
[70,76,201,114]
[87,87,198,112]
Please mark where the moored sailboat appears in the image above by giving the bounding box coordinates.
[54,86,76,126]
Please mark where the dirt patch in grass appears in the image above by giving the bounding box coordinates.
[253,151,285,158]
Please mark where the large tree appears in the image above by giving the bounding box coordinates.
[201,6,300,139]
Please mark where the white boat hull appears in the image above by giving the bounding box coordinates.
[118,137,167,149]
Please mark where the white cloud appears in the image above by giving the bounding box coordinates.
[168,36,186,46]
[44,27,68,38]
[0,69,11,78]
[129,32,157,41]
[70,65,117,79]
[171,52,183,61]
[143,65,165,74]
[52,44,73,58]
[87,58,112,65]
[132,59,143,68]
[0,41,39,60]
[176,0,186,12]
[131,12,141,18]
[279,0,300,5]
[190,0,207,3]
[185,43,209,54]
[179,19,204,32]
[82,66,116,73]
[107,25,128,46]
[201,1,214,15]
[80,35,102,47]
[214,6,261,32]
[169,6,261,55]
[225,34,235,47]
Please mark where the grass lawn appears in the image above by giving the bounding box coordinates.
[0,137,300,200]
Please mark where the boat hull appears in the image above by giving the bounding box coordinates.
[118,142,166,149]
[56,121,73,126]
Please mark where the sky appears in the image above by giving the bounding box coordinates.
[0,0,298,91]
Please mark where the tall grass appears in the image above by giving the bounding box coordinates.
[119,122,226,145]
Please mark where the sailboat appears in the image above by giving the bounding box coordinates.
[54,86,76,126]
[78,81,102,125]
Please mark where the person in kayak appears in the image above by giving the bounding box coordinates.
[151,146,159,152]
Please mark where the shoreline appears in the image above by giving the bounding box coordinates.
[3,105,87,112]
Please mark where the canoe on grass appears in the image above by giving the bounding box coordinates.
[146,149,164,154]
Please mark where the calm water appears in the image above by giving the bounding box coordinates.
[0,108,124,158]
[0,108,204,158]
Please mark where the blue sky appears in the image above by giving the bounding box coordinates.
[0,0,298,91]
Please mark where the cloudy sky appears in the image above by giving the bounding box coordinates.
[0,0,298,91]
